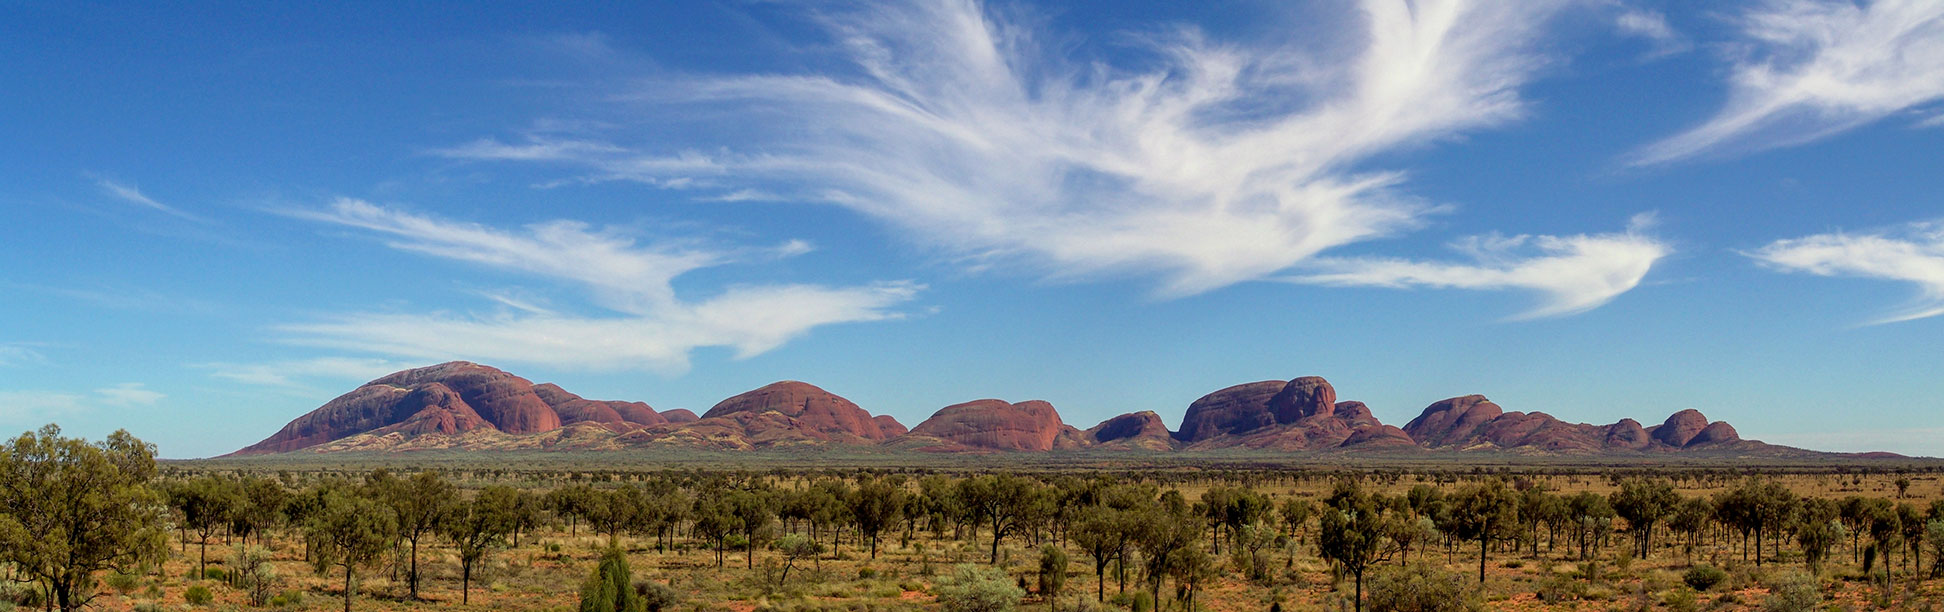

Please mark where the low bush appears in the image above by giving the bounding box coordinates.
[1683,565,1727,591]
[1365,564,1481,612]
[1762,571,1821,612]
[933,565,1023,612]
[183,585,212,606]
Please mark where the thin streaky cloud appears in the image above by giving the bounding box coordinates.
[443,1,1656,311]
[1613,8,1690,59]
[200,357,427,388]
[0,344,48,367]
[1631,0,1944,165]
[94,383,164,408]
[96,178,201,221]
[1747,221,1944,324]
[1286,214,1671,319]
[283,201,919,373]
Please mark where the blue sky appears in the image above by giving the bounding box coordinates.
[4,1,1942,458]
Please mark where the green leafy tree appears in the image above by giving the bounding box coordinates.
[1037,543,1068,609]
[1449,479,1517,583]
[0,426,169,612]
[1317,480,1399,612]
[730,488,775,569]
[774,533,823,584]
[170,475,241,579]
[372,471,455,599]
[444,486,520,604]
[850,476,907,559]
[307,490,398,612]
[959,474,1041,564]
[1610,478,1679,558]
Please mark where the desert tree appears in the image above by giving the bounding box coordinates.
[1317,480,1400,612]
[1898,502,1926,576]
[232,475,289,548]
[1279,497,1315,543]
[850,475,907,559]
[729,488,776,569]
[443,485,519,604]
[1610,478,1679,559]
[373,470,455,599]
[306,489,398,612]
[169,474,241,579]
[692,496,736,569]
[958,474,1040,564]
[1669,496,1713,560]
[773,533,823,585]
[1037,543,1069,610]
[1449,479,1517,584]
[0,426,169,612]
[1133,501,1199,607]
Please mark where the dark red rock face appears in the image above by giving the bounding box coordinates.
[701,381,897,441]
[909,399,1081,451]
[873,414,910,437]
[1651,409,1711,447]
[1603,419,1651,450]
[232,361,669,455]
[1087,411,1172,445]
[1175,381,1285,442]
[1268,376,1337,422]
[1688,421,1740,446]
[1402,395,1504,447]
[660,409,699,424]
[370,362,560,433]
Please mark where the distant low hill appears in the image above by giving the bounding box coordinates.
[230,361,1891,459]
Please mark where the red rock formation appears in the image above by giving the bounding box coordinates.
[1603,419,1651,450]
[907,399,1086,451]
[1650,409,1711,447]
[1688,421,1740,446]
[1175,381,1285,442]
[873,414,909,437]
[1402,395,1505,447]
[533,383,666,430]
[1085,411,1175,450]
[368,362,561,433]
[660,409,699,424]
[700,381,898,442]
[1268,377,1337,422]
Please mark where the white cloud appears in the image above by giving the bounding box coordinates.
[1747,221,1944,324]
[202,357,423,388]
[97,178,200,221]
[1632,0,1944,165]
[0,344,46,367]
[1613,8,1690,59]
[0,391,86,424]
[1287,215,1671,319]
[94,383,164,407]
[442,1,1598,299]
[282,200,918,372]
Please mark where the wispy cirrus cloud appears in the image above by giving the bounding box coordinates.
[1747,221,1944,324]
[1613,8,1690,59]
[0,384,163,425]
[201,356,423,389]
[0,343,47,367]
[1288,215,1670,319]
[439,1,1658,313]
[96,178,201,221]
[1631,0,1944,165]
[279,199,918,372]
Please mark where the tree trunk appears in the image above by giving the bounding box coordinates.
[1478,537,1488,584]
[342,567,355,612]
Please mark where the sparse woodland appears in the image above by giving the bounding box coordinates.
[5,426,1944,612]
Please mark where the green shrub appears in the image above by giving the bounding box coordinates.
[1661,587,1698,612]
[934,565,1023,612]
[202,567,226,581]
[579,547,645,612]
[184,585,213,606]
[857,566,878,579]
[1683,565,1727,591]
[133,604,164,612]
[1128,591,1154,612]
[633,581,680,612]
[1537,574,1589,603]
[268,590,306,608]
[105,571,140,595]
[1762,571,1821,612]
[142,585,163,599]
[1366,564,1482,612]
